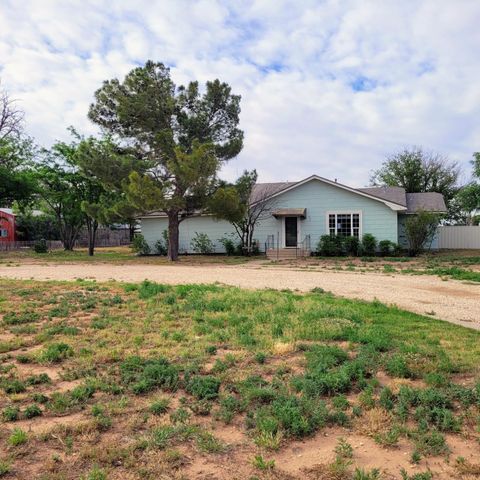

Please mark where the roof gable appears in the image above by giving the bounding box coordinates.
[252,175,408,211]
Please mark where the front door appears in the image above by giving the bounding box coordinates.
[285,217,298,247]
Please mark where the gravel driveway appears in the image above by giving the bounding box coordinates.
[1,262,478,329]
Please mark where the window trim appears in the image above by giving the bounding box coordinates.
[325,211,362,238]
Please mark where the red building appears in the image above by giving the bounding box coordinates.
[0,208,16,242]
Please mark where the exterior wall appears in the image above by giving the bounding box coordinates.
[0,212,16,242]
[253,179,399,249]
[141,216,236,253]
[141,178,400,253]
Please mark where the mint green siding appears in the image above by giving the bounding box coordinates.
[141,179,399,253]
[141,216,236,254]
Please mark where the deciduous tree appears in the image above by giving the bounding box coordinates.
[209,170,275,254]
[371,147,460,209]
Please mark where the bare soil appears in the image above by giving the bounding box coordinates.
[0,261,478,329]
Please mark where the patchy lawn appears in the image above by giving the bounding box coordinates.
[267,250,480,283]
[0,246,254,266]
[0,279,479,479]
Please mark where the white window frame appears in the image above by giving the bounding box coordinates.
[281,216,302,248]
[325,211,362,237]
[0,228,8,238]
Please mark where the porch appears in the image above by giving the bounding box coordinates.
[264,208,311,259]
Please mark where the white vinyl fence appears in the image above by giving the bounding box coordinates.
[437,226,480,249]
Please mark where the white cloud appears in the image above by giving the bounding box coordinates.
[0,0,479,186]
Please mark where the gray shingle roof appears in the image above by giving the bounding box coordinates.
[250,182,294,204]
[405,192,447,213]
[139,177,447,217]
[357,187,407,206]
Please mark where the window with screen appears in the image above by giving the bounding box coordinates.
[328,213,361,237]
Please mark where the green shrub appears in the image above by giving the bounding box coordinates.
[34,238,48,253]
[2,405,20,421]
[131,234,151,255]
[39,343,74,363]
[361,233,377,256]
[218,236,236,256]
[405,211,440,256]
[317,234,344,256]
[24,404,42,419]
[344,236,360,256]
[154,230,169,256]
[190,232,214,254]
[378,240,395,256]
[185,375,221,400]
[154,241,167,256]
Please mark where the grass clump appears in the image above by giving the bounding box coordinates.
[38,342,74,363]
[252,454,275,471]
[185,375,221,400]
[1,378,26,394]
[8,428,28,446]
[0,460,11,476]
[3,311,40,325]
[334,437,354,458]
[47,384,96,414]
[120,356,179,394]
[149,398,170,415]
[413,430,449,456]
[137,280,169,299]
[2,406,20,422]
[24,404,42,419]
[385,354,413,378]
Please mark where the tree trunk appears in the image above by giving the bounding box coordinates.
[87,219,98,256]
[129,222,136,241]
[167,210,180,261]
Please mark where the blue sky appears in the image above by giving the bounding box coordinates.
[1,0,479,186]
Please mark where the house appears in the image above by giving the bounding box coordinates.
[139,175,447,257]
[0,208,17,242]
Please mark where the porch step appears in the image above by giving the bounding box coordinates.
[266,248,310,260]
